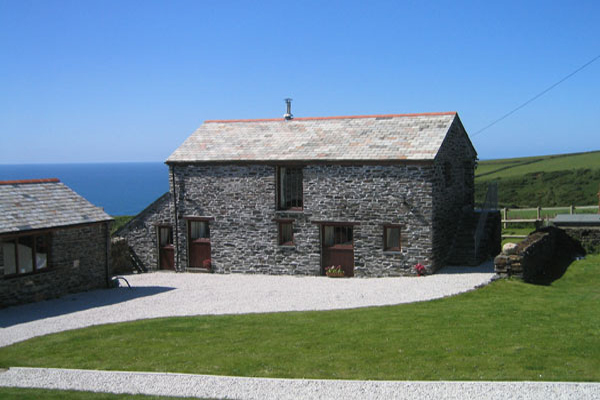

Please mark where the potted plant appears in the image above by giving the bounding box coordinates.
[414,263,426,277]
[325,265,345,277]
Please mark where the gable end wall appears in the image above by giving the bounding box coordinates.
[431,119,476,268]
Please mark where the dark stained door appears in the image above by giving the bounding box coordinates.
[158,226,175,270]
[321,225,354,277]
[188,220,211,270]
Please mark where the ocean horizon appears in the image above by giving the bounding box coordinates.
[0,162,169,216]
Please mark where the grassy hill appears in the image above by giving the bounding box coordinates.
[475,150,600,208]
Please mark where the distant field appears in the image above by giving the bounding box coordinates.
[475,150,600,208]
[476,150,600,181]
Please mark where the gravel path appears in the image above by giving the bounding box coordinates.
[0,263,494,347]
[1,367,599,400]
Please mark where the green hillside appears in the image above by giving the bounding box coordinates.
[475,150,600,208]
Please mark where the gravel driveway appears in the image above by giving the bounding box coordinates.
[0,263,494,347]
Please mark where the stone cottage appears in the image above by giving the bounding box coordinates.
[0,178,113,307]
[154,111,491,277]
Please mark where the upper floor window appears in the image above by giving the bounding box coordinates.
[277,166,303,210]
[2,234,50,276]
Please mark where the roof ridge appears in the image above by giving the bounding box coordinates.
[0,178,61,186]
[204,111,457,124]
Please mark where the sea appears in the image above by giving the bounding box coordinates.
[0,162,169,216]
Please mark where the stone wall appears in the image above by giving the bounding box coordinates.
[0,222,110,308]
[431,120,477,269]
[560,227,600,254]
[494,226,584,283]
[114,193,172,272]
[170,162,446,277]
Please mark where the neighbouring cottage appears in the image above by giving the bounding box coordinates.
[0,178,113,307]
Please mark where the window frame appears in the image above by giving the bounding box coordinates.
[1,233,51,278]
[383,224,402,252]
[276,219,295,246]
[276,166,304,211]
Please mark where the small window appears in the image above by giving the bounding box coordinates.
[2,234,51,276]
[277,166,303,210]
[278,221,294,246]
[159,226,173,246]
[189,221,209,240]
[323,225,353,247]
[384,226,401,251]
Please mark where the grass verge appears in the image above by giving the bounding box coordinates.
[0,256,599,381]
[0,387,213,400]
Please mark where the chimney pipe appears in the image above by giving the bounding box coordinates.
[284,98,293,120]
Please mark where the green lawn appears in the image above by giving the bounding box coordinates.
[0,388,210,400]
[1,255,599,381]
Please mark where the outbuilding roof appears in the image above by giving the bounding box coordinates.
[167,112,471,163]
[0,179,113,234]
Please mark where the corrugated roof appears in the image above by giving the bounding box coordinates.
[167,112,460,163]
[0,179,113,234]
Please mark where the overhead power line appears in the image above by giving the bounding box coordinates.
[472,53,600,137]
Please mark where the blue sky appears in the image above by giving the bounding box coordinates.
[1,0,598,163]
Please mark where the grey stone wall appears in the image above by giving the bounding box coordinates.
[114,193,172,272]
[170,162,442,277]
[431,120,477,270]
[0,222,110,308]
[560,227,600,254]
[495,226,584,283]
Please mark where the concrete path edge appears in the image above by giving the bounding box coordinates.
[1,367,599,400]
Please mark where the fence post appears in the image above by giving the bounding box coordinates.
[536,206,541,220]
[570,205,574,214]
[503,208,507,229]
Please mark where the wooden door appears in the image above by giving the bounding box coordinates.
[188,220,211,270]
[321,225,354,277]
[158,226,175,270]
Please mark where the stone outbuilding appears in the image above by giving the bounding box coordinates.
[0,178,113,307]
[154,111,496,277]
[113,192,173,272]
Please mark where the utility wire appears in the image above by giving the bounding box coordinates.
[472,53,600,137]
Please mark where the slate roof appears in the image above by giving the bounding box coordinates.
[0,179,113,234]
[167,112,466,163]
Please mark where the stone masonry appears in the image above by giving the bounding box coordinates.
[0,222,110,308]
[114,193,173,272]
[169,125,475,277]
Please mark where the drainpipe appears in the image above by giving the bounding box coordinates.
[170,165,180,272]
